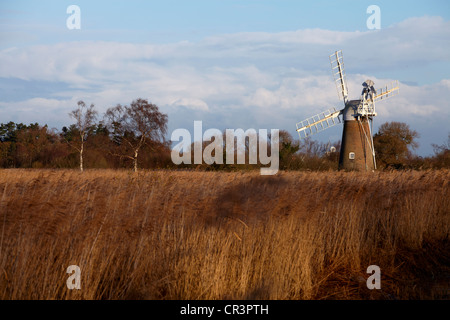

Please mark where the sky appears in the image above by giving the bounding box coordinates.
[0,0,449,156]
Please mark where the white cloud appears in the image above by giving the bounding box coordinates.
[380,79,449,118]
[170,98,209,111]
[0,97,76,127]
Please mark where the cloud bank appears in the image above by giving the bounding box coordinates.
[0,16,449,155]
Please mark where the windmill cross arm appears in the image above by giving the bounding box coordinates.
[374,81,400,102]
[296,107,343,139]
[296,109,342,132]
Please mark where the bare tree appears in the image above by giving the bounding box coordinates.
[105,98,168,172]
[68,101,97,172]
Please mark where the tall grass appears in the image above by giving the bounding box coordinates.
[0,169,448,299]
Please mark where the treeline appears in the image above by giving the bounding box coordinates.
[0,99,172,171]
[178,122,449,171]
[0,121,172,170]
[0,99,448,171]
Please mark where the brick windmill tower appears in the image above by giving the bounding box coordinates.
[296,50,400,171]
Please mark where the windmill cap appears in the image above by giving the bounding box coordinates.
[343,100,360,121]
[363,79,375,87]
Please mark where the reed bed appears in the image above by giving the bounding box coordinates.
[0,169,448,299]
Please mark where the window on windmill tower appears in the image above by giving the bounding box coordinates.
[349,152,355,160]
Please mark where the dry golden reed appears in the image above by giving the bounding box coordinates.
[0,169,448,300]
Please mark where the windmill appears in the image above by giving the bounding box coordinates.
[296,50,399,171]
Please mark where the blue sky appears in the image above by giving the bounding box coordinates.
[0,0,449,156]
[2,1,449,44]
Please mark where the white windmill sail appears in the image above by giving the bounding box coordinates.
[296,107,342,139]
[373,80,399,102]
[329,50,348,103]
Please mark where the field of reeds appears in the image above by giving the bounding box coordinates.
[0,169,448,300]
